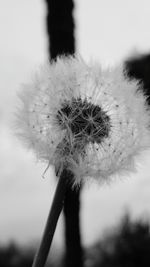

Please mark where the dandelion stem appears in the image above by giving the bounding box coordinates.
[32,169,69,267]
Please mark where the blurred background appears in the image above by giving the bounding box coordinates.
[1,0,150,266]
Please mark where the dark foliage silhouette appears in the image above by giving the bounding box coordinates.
[2,214,150,267]
[45,1,83,267]
[125,53,150,104]
[0,243,34,267]
[0,242,60,267]
[85,214,150,267]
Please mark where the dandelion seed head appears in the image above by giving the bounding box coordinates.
[16,56,150,184]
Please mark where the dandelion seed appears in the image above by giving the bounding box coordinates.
[16,56,150,184]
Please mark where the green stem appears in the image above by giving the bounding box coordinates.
[32,169,69,267]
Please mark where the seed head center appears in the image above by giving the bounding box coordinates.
[57,98,111,144]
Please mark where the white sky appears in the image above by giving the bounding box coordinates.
[1,0,150,249]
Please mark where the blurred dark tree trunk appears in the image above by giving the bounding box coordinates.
[45,0,75,60]
[45,1,83,267]
[63,184,83,267]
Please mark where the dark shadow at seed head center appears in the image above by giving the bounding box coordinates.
[57,98,111,144]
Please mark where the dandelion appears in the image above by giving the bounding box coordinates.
[16,56,150,267]
[17,56,150,184]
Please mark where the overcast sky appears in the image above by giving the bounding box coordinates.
[1,0,150,249]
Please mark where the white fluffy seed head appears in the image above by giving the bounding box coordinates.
[16,56,150,184]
